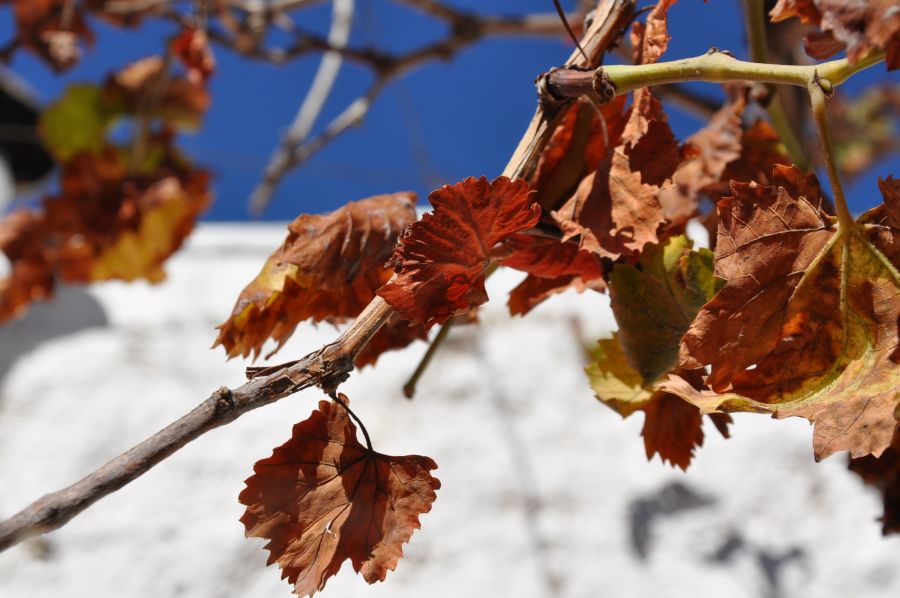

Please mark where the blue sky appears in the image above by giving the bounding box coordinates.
[1,0,897,220]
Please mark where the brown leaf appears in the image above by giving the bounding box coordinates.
[529,96,628,213]
[239,397,439,597]
[657,85,748,232]
[378,176,540,328]
[848,432,900,535]
[215,192,418,361]
[770,0,900,70]
[664,167,900,460]
[0,211,54,321]
[552,1,684,259]
[11,0,94,71]
[500,234,606,315]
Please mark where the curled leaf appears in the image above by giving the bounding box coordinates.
[239,397,439,597]
[378,176,540,328]
[215,193,420,362]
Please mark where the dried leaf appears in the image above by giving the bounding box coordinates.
[552,0,684,259]
[105,56,211,129]
[215,193,418,361]
[664,167,900,460]
[239,397,439,597]
[529,97,628,212]
[770,0,900,70]
[378,176,540,328]
[500,233,605,315]
[657,85,748,231]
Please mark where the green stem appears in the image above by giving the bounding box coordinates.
[808,80,854,231]
[741,0,808,170]
[596,49,884,96]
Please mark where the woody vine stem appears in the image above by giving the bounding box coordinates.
[0,35,884,553]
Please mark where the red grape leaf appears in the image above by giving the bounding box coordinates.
[664,168,900,460]
[770,0,900,69]
[239,396,439,597]
[215,192,421,362]
[378,176,540,328]
[500,234,605,315]
[657,84,748,232]
[849,432,900,535]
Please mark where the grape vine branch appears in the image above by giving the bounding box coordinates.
[0,0,892,574]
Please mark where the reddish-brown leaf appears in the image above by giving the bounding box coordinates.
[239,397,439,597]
[529,96,628,212]
[500,234,605,315]
[657,85,748,232]
[552,0,684,258]
[171,27,215,83]
[849,432,900,535]
[378,176,540,328]
[215,193,419,361]
[770,0,900,70]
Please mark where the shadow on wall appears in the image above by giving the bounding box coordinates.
[0,286,108,386]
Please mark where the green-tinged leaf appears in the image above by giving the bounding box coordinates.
[609,235,720,382]
[39,84,122,160]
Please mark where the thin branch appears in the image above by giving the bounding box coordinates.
[249,0,355,215]
[0,297,394,552]
[0,0,637,552]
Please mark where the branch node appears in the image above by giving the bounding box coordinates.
[213,386,236,416]
[591,67,616,104]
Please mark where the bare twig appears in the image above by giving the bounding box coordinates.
[0,297,393,551]
[249,0,355,214]
[0,0,635,552]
